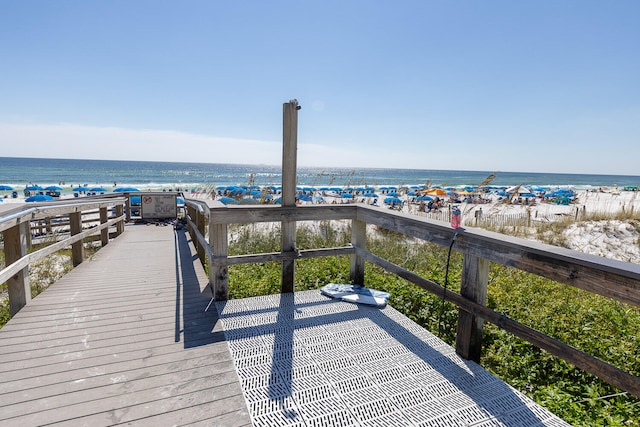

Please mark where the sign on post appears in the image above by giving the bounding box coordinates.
[141,194,177,219]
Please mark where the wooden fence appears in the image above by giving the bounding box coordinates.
[0,197,127,316]
[184,199,640,397]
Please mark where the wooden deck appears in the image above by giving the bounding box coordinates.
[0,223,572,426]
[0,223,251,426]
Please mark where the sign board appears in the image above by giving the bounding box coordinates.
[140,194,177,219]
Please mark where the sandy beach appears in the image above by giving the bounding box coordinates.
[3,186,639,264]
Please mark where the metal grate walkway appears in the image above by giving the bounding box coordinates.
[216,290,571,427]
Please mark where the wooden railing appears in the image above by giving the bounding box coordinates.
[0,196,127,316]
[184,199,640,397]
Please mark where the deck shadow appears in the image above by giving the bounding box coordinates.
[173,229,226,348]
[215,291,569,426]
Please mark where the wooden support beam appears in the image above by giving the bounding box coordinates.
[456,253,490,362]
[69,212,84,267]
[211,222,229,300]
[281,99,299,293]
[115,204,124,235]
[100,207,109,246]
[3,221,31,316]
[350,219,366,285]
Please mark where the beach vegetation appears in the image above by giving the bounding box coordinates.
[226,221,640,426]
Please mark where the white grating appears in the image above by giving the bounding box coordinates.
[217,290,571,427]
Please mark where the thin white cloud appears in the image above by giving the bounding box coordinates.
[0,122,390,169]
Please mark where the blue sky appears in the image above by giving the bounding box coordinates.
[1,1,638,175]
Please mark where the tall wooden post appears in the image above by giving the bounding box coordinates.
[69,212,84,267]
[281,99,299,293]
[350,219,366,285]
[455,253,490,362]
[3,222,31,316]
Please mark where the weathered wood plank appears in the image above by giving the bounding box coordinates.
[0,223,251,426]
[357,204,640,307]
[208,204,358,224]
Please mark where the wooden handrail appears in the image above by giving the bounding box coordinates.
[1,197,128,316]
[183,198,640,397]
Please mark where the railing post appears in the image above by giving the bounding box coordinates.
[125,194,131,222]
[186,204,195,237]
[456,253,490,362]
[115,204,124,236]
[3,221,31,316]
[281,99,299,293]
[196,207,206,265]
[211,216,229,300]
[100,206,109,246]
[350,219,366,285]
[69,212,84,267]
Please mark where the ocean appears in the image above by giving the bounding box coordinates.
[1,157,638,191]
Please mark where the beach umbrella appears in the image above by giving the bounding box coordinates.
[74,186,90,192]
[114,187,140,192]
[25,194,54,202]
[90,187,107,192]
[341,193,354,198]
[25,185,44,191]
[45,185,63,191]
[363,193,378,198]
[0,185,14,191]
[384,197,403,205]
[218,197,237,205]
[425,188,447,196]
[130,196,141,205]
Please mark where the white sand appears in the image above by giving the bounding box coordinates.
[3,188,639,264]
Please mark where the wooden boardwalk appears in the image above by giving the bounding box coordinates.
[0,223,251,426]
[0,223,572,426]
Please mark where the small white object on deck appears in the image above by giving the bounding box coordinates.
[320,283,391,308]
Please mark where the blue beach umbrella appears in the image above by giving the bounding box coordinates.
[25,194,54,202]
[114,187,140,192]
[90,187,107,193]
[384,197,403,205]
[0,185,14,191]
[45,185,62,191]
[218,197,237,205]
[73,186,90,192]
[25,185,44,191]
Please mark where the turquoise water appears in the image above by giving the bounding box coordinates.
[1,157,638,190]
